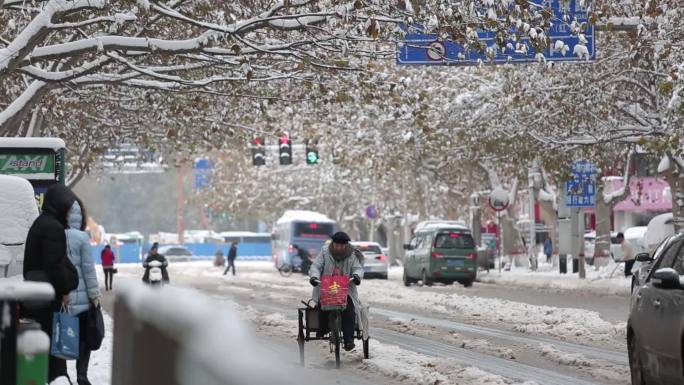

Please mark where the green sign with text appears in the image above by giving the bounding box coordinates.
[0,154,55,174]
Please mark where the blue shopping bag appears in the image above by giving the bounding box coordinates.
[50,307,79,360]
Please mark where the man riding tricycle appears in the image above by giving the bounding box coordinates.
[298,232,370,368]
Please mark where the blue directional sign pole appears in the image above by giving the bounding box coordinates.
[565,160,597,208]
[397,0,595,65]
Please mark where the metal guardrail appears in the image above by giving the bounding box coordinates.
[0,280,54,385]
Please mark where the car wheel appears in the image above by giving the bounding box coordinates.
[462,279,474,288]
[381,274,388,280]
[628,333,646,385]
[421,270,432,287]
[402,269,411,287]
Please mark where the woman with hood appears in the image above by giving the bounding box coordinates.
[66,197,101,385]
[23,184,79,383]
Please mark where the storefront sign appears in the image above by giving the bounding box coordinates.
[607,177,671,211]
[0,154,55,176]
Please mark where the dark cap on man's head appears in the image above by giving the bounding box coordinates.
[331,232,351,244]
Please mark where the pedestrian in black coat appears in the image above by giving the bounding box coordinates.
[223,242,238,276]
[23,184,79,383]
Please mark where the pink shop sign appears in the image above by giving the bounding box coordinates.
[607,177,672,212]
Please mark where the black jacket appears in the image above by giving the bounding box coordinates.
[227,245,237,261]
[142,253,170,283]
[23,184,79,297]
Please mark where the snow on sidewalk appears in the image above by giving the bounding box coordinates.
[476,259,631,297]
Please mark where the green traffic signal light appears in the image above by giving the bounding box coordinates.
[307,150,319,164]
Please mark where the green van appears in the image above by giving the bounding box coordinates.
[402,223,477,287]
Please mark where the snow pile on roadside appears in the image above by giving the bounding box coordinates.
[537,343,630,382]
[361,341,448,385]
[460,339,516,360]
[368,284,626,346]
[450,366,537,385]
[362,340,533,385]
[539,343,592,367]
[240,306,297,338]
[476,262,630,297]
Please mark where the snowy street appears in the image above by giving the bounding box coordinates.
[101,262,631,385]
[4,2,684,383]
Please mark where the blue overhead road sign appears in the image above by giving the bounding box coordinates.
[397,0,595,65]
[566,161,597,208]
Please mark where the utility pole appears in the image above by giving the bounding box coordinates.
[470,193,482,246]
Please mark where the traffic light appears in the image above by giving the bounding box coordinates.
[306,141,319,165]
[251,137,265,166]
[279,135,292,165]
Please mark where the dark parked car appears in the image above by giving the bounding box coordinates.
[158,245,193,262]
[628,233,684,384]
[631,237,675,293]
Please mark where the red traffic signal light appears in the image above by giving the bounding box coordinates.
[279,135,292,165]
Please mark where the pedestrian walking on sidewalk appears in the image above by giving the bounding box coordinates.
[223,241,238,276]
[66,198,102,385]
[101,245,115,291]
[544,238,553,264]
[618,233,636,277]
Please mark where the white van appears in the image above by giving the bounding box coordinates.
[0,176,39,278]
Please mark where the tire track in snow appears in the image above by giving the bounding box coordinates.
[372,307,628,365]
[373,328,596,385]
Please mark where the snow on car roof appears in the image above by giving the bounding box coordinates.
[624,226,648,240]
[644,213,674,250]
[0,137,66,150]
[415,220,469,231]
[351,241,382,247]
[0,176,39,245]
[276,210,335,225]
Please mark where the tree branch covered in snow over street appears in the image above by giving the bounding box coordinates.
[0,0,580,135]
[0,1,683,229]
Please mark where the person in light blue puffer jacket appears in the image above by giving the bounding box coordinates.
[66,198,101,385]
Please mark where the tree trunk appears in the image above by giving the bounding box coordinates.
[593,183,613,267]
[502,215,524,264]
[538,199,558,252]
[668,163,684,233]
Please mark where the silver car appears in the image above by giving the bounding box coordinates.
[351,241,389,279]
[628,233,684,384]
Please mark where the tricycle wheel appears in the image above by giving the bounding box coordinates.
[298,337,305,366]
[363,338,370,359]
[329,312,341,369]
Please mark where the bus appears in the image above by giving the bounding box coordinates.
[272,210,337,270]
[0,138,67,208]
